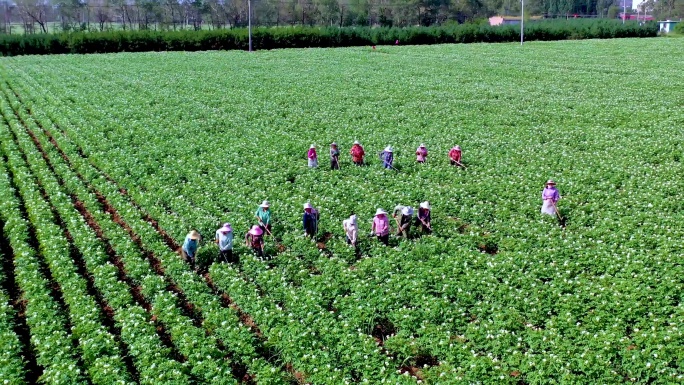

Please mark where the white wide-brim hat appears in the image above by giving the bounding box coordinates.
[331,142,337,146]
[310,144,316,149]
[303,202,313,209]
[546,180,556,185]
[260,200,270,208]
[353,140,360,145]
[375,208,387,216]
[401,207,414,216]
[454,145,461,150]
[384,146,393,152]
[419,201,430,210]
[188,230,200,240]
[349,214,357,224]
[419,143,425,148]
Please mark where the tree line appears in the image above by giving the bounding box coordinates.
[1,0,681,34]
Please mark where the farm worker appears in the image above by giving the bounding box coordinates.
[392,205,414,238]
[330,142,340,170]
[181,230,201,270]
[449,145,462,166]
[380,146,394,169]
[541,180,560,216]
[302,202,319,238]
[215,223,235,264]
[342,214,358,247]
[371,208,391,245]
[416,144,428,163]
[350,140,365,166]
[308,144,318,168]
[415,201,432,234]
[255,200,272,234]
[245,225,265,257]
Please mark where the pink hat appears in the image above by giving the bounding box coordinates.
[219,223,232,233]
[249,225,263,236]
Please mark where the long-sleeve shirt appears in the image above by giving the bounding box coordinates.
[215,230,234,251]
[330,148,340,159]
[302,210,318,232]
[308,148,317,160]
[449,148,462,162]
[255,207,271,225]
[372,215,390,236]
[416,147,428,162]
[343,219,357,243]
[417,208,431,222]
[182,237,198,258]
[380,151,393,168]
[350,145,365,162]
[542,187,559,203]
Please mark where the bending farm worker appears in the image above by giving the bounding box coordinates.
[449,145,462,166]
[392,205,414,238]
[416,144,428,163]
[245,225,265,257]
[215,223,235,264]
[371,208,391,245]
[181,230,201,270]
[255,200,272,234]
[330,142,340,170]
[308,144,318,168]
[350,140,365,166]
[415,201,432,234]
[541,180,560,216]
[302,202,319,238]
[343,214,358,247]
[380,146,394,169]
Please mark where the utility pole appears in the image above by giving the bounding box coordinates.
[623,0,626,24]
[248,0,252,52]
[520,0,524,45]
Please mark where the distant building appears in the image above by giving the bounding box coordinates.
[658,20,680,33]
[489,16,543,26]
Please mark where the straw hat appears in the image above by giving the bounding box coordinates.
[546,180,556,186]
[375,208,387,216]
[419,201,430,210]
[187,230,200,240]
[260,200,270,208]
[249,225,263,236]
[219,223,232,233]
[401,206,414,216]
[303,202,313,209]
[384,146,393,152]
[353,140,360,145]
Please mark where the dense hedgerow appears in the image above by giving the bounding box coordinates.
[0,19,658,56]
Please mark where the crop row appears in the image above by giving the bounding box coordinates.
[0,250,27,383]
[0,68,295,383]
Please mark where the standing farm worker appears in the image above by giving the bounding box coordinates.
[449,145,462,166]
[371,208,391,245]
[380,146,394,169]
[342,214,358,247]
[350,141,365,166]
[181,230,201,270]
[392,205,414,238]
[255,200,272,234]
[215,223,235,263]
[415,201,432,234]
[302,202,320,238]
[245,225,265,257]
[330,142,341,170]
[541,180,560,216]
[416,144,428,163]
[308,145,318,168]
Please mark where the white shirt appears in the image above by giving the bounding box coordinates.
[343,219,358,242]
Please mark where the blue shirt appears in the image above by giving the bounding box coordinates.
[381,151,393,168]
[182,237,198,258]
[215,230,234,251]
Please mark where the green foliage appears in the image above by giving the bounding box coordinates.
[0,20,659,56]
[674,22,684,34]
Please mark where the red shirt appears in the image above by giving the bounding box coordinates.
[449,148,461,162]
[350,145,365,162]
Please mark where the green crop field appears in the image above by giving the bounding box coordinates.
[0,38,682,384]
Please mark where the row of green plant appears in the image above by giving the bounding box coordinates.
[0,20,658,56]
[0,253,26,383]
[0,66,294,384]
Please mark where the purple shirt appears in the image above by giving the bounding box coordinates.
[542,187,559,203]
[373,215,390,236]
